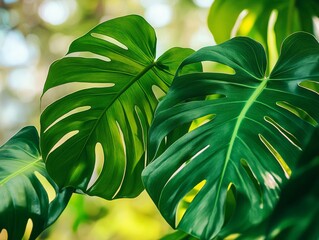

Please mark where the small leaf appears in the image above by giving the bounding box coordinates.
[0,127,72,240]
[143,32,319,239]
[40,15,200,199]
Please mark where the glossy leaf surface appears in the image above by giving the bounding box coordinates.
[208,0,319,51]
[143,32,319,239]
[41,15,199,199]
[0,127,72,240]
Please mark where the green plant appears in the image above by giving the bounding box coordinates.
[0,127,72,239]
[143,31,319,240]
[0,2,318,240]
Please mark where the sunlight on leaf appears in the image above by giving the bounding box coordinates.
[143,32,319,239]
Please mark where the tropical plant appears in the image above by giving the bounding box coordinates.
[143,31,319,239]
[0,1,318,239]
[0,127,72,239]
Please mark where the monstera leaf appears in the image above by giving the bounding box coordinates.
[266,127,319,240]
[208,0,319,54]
[0,127,72,240]
[40,15,199,199]
[143,32,319,239]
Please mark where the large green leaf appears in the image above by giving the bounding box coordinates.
[0,127,72,240]
[266,127,319,240]
[143,32,319,239]
[208,0,319,54]
[40,15,199,199]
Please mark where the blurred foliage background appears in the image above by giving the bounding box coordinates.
[0,0,215,239]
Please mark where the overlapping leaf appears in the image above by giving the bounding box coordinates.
[0,127,72,240]
[143,32,319,239]
[208,0,319,52]
[40,15,199,199]
[266,127,319,240]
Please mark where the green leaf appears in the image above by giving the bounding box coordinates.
[0,127,72,240]
[207,0,319,54]
[160,230,199,240]
[143,32,319,240]
[266,127,319,240]
[40,15,200,199]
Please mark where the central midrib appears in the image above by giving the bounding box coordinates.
[69,61,158,186]
[0,158,42,185]
[210,77,269,224]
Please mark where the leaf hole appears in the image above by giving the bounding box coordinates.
[42,82,114,111]
[224,233,241,240]
[66,51,111,62]
[48,130,79,156]
[190,145,210,161]
[202,61,236,75]
[0,229,8,240]
[91,33,128,50]
[116,121,127,160]
[168,145,210,181]
[276,101,317,126]
[176,179,206,226]
[264,116,302,150]
[152,85,166,101]
[34,171,56,203]
[206,93,226,100]
[22,218,33,240]
[259,134,291,178]
[240,159,263,204]
[134,106,148,166]
[299,80,319,95]
[112,121,127,199]
[223,183,237,226]
[87,142,105,191]
[43,106,91,133]
[189,114,216,131]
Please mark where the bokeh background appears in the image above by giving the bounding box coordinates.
[0,0,215,239]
